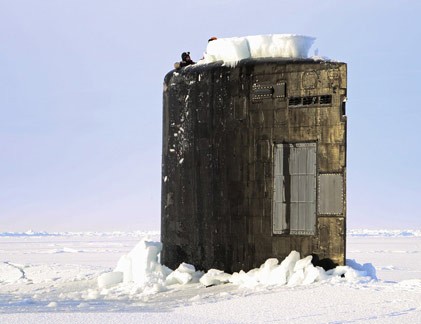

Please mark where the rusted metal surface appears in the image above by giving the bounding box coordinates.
[161,58,347,272]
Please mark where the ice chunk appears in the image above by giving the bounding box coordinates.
[293,255,313,271]
[166,271,192,285]
[288,256,320,286]
[302,264,320,285]
[128,240,162,284]
[256,258,280,285]
[346,259,377,280]
[229,270,251,286]
[327,265,349,277]
[115,255,132,283]
[97,271,123,289]
[265,263,288,286]
[288,268,305,286]
[165,263,202,285]
[200,269,231,287]
[112,240,164,285]
[280,250,301,280]
[177,262,196,274]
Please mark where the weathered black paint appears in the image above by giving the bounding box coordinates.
[161,58,347,272]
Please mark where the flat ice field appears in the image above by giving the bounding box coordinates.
[1,230,421,323]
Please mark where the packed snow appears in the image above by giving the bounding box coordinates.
[198,34,316,66]
[1,230,421,323]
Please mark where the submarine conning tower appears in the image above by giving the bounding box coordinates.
[162,58,347,273]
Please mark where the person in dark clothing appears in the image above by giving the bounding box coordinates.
[179,52,195,67]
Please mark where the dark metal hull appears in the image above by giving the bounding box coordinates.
[161,59,347,272]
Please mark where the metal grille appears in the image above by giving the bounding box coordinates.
[251,82,286,101]
[273,143,317,235]
[303,96,318,105]
[319,95,332,105]
[288,95,332,107]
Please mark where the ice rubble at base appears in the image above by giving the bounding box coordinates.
[97,239,377,294]
[197,34,316,66]
[98,240,171,294]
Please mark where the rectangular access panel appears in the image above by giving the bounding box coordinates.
[318,173,344,215]
[273,143,317,235]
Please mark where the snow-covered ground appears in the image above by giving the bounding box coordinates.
[1,230,421,323]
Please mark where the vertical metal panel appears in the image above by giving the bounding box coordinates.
[273,145,287,234]
[273,143,316,235]
[318,173,344,215]
[273,82,286,98]
[289,143,316,235]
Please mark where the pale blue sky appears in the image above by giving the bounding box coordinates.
[1,0,420,231]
